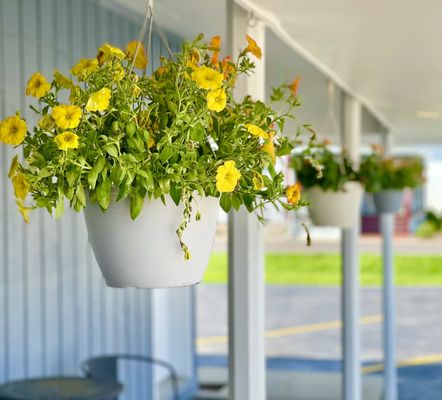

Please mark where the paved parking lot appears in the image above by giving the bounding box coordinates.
[197,285,442,399]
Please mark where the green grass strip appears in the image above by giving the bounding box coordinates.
[203,252,442,286]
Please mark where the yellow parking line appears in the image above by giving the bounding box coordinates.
[363,353,442,374]
[197,314,383,346]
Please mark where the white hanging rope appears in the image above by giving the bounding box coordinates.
[129,0,176,75]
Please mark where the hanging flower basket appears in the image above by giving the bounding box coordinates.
[292,141,363,228]
[84,194,219,288]
[372,189,404,214]
[306,181,363,228]
[359,149,424,215]
[1,31,318,288]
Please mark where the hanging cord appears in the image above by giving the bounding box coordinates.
[130,0,176,75]
[129,2,153,75]
[320,80,346,175]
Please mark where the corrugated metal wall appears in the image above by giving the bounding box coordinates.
[0,1,191,398]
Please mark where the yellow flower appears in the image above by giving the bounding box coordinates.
[17,201,30,224]
[8,155,19,178]
[216,160,241,193]
[244,35,262,59]
[262,132,276,164]
[286,183,301,206]
[252,173,264,190]
[38,114,55,131]
[0,115,27,145]
[126,41,148,70]
[245,123,269,139]
[53,69,73,89]
[71,58,99,80]
[97,43,125,65]
[52,104,82,129]
[209,35,221,66]
[289,76,300,97]
[147,137,155,149]
[207,88,226,112]
[12,173,29,201]
[69,86,80,103]
[191,65,223,90]
[86,88,111,112]
[113,64,125,82]
[54,131,79,151]
[25,72,51,98]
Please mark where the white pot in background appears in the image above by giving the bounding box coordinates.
[305,181,363,228]
[84,195,219,288]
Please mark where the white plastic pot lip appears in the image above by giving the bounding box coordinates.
[305,180,363,193]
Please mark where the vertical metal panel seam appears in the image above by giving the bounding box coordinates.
[52,0,64,372]
[66,0,80,364]
[35,0,47,375]
[17,0,30,377]
[0,0,10,381]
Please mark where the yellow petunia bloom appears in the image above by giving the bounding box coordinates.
[0,115,27,145]
[289,76,300,97]
[25,72,51,98]
[286,182,301,206]
[17,201,30,224]
[69,86,80,103]
[53,69,73,89]
[252,173,264,190]
[147,137,155,149]
[54,131,79,151]
[191,65,223,90]
[12,173,29,201]
[38,114,55,131]
[97,43,125,65]
[262,131,276,164]
[207,88,226,112]
[52,105,82,129]
[86,87,111,112]
[245,123,269,139]
[209,35,221,66]
[113,64,125,82]
[71,58,99,81]
[8,155,19,178]
[244,35,262,60]
[126,41,148,70]
[216,160,241,193]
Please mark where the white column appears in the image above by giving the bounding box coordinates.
[341,95,362,400]
[381,131,398,400]
[227,2,266,400]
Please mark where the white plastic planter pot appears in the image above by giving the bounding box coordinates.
[373,189,404,214]
[84,195,219,288]
[305,181,363,228]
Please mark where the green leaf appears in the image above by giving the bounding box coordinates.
[158,178,170,194]
[96,178,112,210]
[75,185,86,208]
[55,196,64,218]
[130,192,143,219]
[231,193,241,210]
[160,147,173,164]
[220,193,232,213]
[170,185,182,206]
[105,144,119,158]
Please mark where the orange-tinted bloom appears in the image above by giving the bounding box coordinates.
[286,183,301,206]
[209,35,221,66]
[289,76,300,96]
[244,35,262,59]
[126,41,148,70]
[221,56,235,79]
